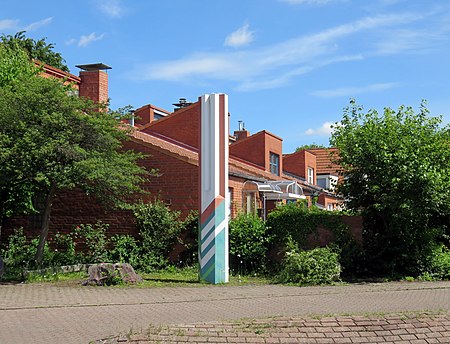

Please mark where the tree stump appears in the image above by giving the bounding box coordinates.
[82,263,142,286]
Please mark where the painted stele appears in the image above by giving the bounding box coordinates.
[199,93,229,284]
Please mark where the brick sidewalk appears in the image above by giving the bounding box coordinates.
[100,312,450,343]
[1,281,449,343]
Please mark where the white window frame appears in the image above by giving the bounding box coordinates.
[307,167,314,184]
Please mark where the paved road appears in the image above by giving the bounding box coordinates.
[0,281,449,343]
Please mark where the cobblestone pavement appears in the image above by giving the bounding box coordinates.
[0,281,449,344]
[102,313,450,344]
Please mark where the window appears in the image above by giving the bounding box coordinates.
[269,152,280,176]
[307,167,314,184]
[245,192,257,214]
[316,174,338,191]
[317,177,327,189]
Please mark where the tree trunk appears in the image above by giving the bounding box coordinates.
[35,183,56,266]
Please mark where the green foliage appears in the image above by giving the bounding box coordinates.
[266,201,358,274]
[133,200,183,271]
[229,213,270,274]
[0,51,148,263]
[423,245,450,280]
[109,235,141,267]
[0,43,38,88]
[50,232,77,266]
[1,31,69,72]
[295,143,326,152]
[330,100,450,276]
[177,211,199,267]
[1,228,51,278]
[277,247,341,285]
[74,222,109,263]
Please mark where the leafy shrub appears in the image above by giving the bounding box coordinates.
[109,235,141,268]
[229,213,270,274]
[423,245,450,280]
[177,211,199,267]
[277,247,341,285]
[133,200,183,271]
[50,232,77,266]
[74,222,109,263]
[1,228,51,278]
[267,201,359,275]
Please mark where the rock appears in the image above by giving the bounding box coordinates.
[83,263,142,286]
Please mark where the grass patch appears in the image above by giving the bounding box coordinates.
[23,265,272,288]
[139,266,272,288]
[26,271,88,284]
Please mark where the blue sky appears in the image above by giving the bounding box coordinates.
[2,0,450,152]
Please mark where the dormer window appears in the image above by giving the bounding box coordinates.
[270,152,280,176]
[317,174,338,191]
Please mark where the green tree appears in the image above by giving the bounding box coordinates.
[0,44,40,238]
[295,143,326,152]
[330,100,450,276]
[1,31,69,72]
[0,48,148,265]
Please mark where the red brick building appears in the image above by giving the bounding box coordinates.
[2,63,343,240]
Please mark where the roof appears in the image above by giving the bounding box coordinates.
[230,129,283,147]
[307,148,341,175]
[130,129,288,182]
[36,61,81,84]
[129,124,340,199]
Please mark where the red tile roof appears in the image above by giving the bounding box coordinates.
[307,148,341,175]
[129,130,340,199]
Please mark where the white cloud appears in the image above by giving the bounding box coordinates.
[78,32,105,47]
[133,11,427,91]
[0,17,52,32]
[65,38,77,46]
[0,19,19,30]
[305,122,334,136]
[311,82,399,98]
[279,0,347,5]
[236,54,362,91]
[96,0,124,18]
[224,23,254,47]
[23,17,53,31]
[375,28,449,55]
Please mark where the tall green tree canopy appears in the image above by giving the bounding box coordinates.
[295,143,326,152]
[0,31,69,72]
[0,44,148,264]
[330,100,450,276]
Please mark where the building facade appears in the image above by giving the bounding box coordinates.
[2,62,343,241]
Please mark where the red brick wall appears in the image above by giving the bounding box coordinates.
[305,215,363,248]
[318,194,342,211]
[230,131,283,175]
[264,132,283,175]
[134,105,154,126]
[1,140,199,244]
[142,102,200,149]
[79,70,108,104]
[2,188,137,244]
[229,177,246,217]
[123,140,199,218]
[283,150,316,182]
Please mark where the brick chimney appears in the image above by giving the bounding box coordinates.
[76,63,111,104]
[234,121,250,141]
